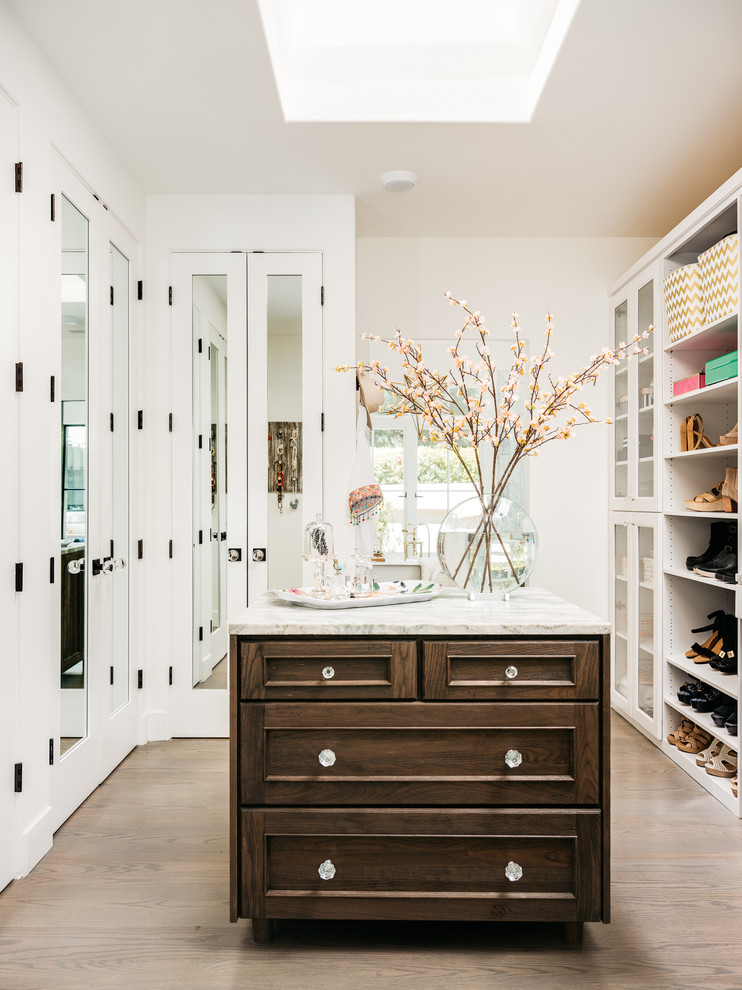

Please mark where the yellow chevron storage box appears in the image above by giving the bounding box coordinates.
[699,233,739,325]
[663,263,705,342]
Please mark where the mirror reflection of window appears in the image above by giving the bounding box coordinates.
[60,195,89,754]
[192,276,229,690]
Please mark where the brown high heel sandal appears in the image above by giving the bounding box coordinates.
[719,423,738,446]
[686,610,725,659]
[686,413,716,450]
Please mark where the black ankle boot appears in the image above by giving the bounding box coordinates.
[687,521,737,571]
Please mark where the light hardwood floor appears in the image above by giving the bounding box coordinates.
[1,714,741,990]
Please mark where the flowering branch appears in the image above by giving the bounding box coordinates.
[336,294,653,592]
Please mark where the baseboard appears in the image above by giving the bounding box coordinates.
[18,804,53,879]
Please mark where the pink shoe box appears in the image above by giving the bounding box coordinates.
[673,371,705,396]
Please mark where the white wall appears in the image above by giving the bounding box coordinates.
[0,1,144,879]
[144,195,356,738]
[356,237,655,619]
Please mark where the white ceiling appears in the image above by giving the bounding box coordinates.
[7,0,742,238]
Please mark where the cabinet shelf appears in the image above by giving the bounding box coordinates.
[664,695,737,750]
[667,653,739,700]
[638,404,655,413]
[661,738,739,814]
[663,566,736,589]
[665,443,738,460]
[665,377,738,407]
[615,413,628,422]
[638,456,655,463]
[665,509,739,520]
[663,312,738,355]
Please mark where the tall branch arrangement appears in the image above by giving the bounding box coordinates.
[336,294,652,592]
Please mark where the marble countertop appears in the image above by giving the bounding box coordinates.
[229,587,609,636]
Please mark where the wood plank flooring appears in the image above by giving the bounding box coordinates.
[1,714,741,990]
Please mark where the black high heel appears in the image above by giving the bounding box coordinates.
[686,609,725,660]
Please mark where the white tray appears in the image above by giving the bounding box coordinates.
[273,581,442,610]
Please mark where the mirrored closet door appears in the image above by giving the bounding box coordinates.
[53,163,138,830]
[170,252,322,737]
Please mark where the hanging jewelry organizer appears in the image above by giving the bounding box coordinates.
[268,422,302,512]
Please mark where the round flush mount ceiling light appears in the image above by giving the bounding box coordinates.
[380,170,418,193]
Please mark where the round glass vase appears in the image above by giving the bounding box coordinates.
[437,495,538,600]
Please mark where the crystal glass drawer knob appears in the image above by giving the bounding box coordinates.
[322,666,335,680]
[505,861,523,882]
[318,748,336,767]
[318,859,336,880]
[505,665,518,679]
[505,749,523,768]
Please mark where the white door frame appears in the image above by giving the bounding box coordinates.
[0,88,18,891]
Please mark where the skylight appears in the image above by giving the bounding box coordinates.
[257,0,581,123]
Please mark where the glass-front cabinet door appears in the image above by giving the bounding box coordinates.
[611,267,660,509]
[611,512,662,740]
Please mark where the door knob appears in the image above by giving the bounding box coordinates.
[67,557,85,575]
[102,558,115,574]
[252,548,266,562]
[228,548,242,562]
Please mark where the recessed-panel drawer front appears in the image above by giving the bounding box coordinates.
[240,808,603,923]
[423,639,600,700]
[239,639,417,700]
[240,702,600,806]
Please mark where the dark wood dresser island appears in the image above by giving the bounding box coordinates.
[229,589,610,944]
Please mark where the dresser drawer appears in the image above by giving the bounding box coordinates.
[423,639,600,700]
[240,702,600,806]
[240,808,602,923]
[238,639,417,700]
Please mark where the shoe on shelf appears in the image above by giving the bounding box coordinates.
[691,686,725,712]
[695,547,737,578]
[685,609,726,659]
[704,743,738,779]
[666,717,695,746]
[692,611,736,665]
[732,775,738,798]
[676,725,715,754]
[709,654,738,674]
[677,680,702,704]
[687,521,738,571]
[722,467,738,513]
[695,739,722,767]
[715,564,738,584]
[682,413,717,451]
[725,708,738,736]
[684,482,727,512]
[719,423,738,446]
[711,700,737,726]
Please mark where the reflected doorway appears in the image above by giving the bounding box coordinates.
[192,276,228,689]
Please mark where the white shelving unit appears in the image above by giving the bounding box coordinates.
[610,176,741,817]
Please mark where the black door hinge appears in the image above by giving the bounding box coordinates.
[110,666,114,686]
[110,285,114,306]
[321,412,325,432]
[49,557,55,584]
[321,285,324,306]
[50,375,56,401]
[50,193,56,221]
[168,412,173,432]
[15,563,23,592]
[168,666,173,686]
[14,763,22,792]
[137,539,143,559]
[168,286,173,306]
[168,539,173,559]
[208,345,211,360]
[137,410,143,430]
[137,670,143,689]
[137,280,143,300]
[15,362,23,392]
[198,434,202,448]
[198,529,203,544]
[210,619,213,633]
[49,739,54,766]
[14,162,22,193]
[110,412,114,432]
[198,338,202,353]
[198,626,203,642]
